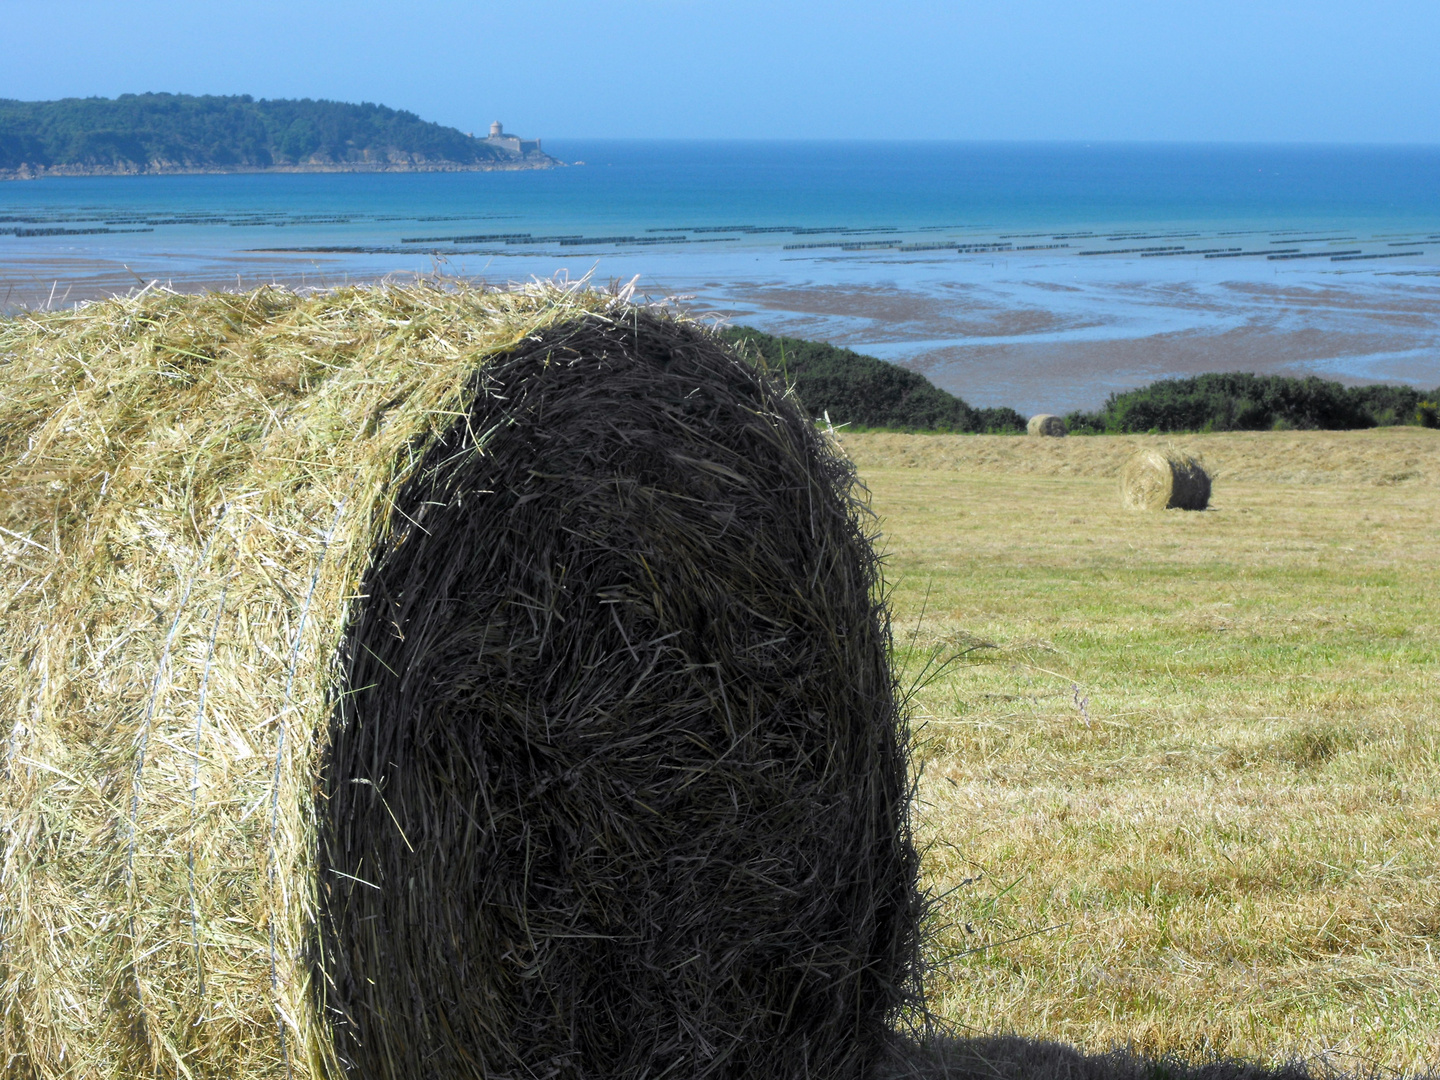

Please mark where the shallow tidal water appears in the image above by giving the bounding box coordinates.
[4,141,1439,413]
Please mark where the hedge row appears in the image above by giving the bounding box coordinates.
[1065,372,1440,434]
[725,329,1439,436]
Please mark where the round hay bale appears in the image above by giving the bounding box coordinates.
[1026,413,1067,437]
[1119,447,1212,510]
[0,284,919,1080]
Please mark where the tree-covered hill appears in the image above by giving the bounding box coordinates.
[0,94,554,175]
[720,325,1026,433]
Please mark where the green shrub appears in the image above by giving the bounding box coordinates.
[1068,372,1439,434]
[720,326,1024,433]
[718,328,1440,438]
[1348,383,1432,426]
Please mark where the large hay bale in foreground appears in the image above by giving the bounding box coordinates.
[0,284,919,1080]
[1027,413,1067,437]
[1119,447,1212,510]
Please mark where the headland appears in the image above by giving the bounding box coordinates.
[0,94,559,179]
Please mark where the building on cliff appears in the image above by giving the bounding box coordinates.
[485,121,543,157]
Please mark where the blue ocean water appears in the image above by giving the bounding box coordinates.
[5,141,1440,251]
[547,140,1440,234]
[4,142,1440,411]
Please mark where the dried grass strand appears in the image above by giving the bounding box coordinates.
[187,577,229,1000]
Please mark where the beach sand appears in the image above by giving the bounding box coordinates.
[681,269,1440,414]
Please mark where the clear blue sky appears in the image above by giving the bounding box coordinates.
[3,0,1437,143]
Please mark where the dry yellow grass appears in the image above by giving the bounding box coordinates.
[842,428,1440,1076]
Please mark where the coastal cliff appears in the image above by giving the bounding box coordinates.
[0,93,559,178]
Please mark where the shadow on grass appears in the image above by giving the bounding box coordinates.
[883,1035,1432,1080]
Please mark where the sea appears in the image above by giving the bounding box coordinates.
[4,141,1440,414]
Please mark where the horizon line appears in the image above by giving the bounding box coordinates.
[539,135,1440,147]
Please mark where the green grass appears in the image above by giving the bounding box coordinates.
[845,428,1440,1075]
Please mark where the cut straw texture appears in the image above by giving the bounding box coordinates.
[0,283,920,1080]
[1118,447,1212,510]
[1026,414,1067,437]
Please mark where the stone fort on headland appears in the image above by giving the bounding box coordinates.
[484,121,544,158]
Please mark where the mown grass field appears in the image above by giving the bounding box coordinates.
[842,427,1440,1075]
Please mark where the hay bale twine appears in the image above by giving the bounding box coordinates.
[1027,413,1067,437]
[0,284,920,1080]
[1119,447,1212,510]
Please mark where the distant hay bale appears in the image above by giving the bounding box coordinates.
[0,284,920,1080]
[1119,447,1212,510]
[1027,413,1067,437]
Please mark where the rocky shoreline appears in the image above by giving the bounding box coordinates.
[1,159,561,180]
